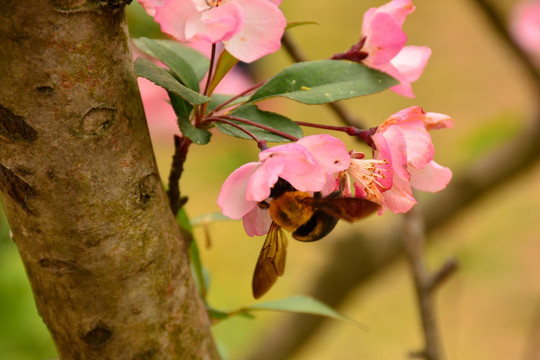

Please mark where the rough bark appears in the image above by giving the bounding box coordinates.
[0,1,219,359]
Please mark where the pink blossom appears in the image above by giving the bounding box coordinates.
[138,0,286,63]
[332,0,431,97]
[363,0,431,97]
[138,0,163,16]
[372,106,453,213]
[344,152,393,208]
[217,135,350,236]
[511,0,540,61]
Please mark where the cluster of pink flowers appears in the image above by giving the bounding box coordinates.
[138,0,286,63]
[218,106,453,236]
[332,0,431,97]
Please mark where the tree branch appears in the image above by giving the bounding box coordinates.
[402,207,452,360]
[0,1,219,358]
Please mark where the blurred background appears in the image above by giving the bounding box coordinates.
[1,0,539,359]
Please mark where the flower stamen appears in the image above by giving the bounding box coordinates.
[347,157,390,203]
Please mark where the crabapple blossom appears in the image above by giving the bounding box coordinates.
[371,106,453,213]
[332,0,431,97]
[511,0,540,62]
[217,135,350,236]
[138,0,286,63]
[344,152,393,209]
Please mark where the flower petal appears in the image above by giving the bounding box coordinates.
[390,45,432,83]
[376,0,415,27]
[154,0,197,42]
[297,134,351,173]
[381,173,417,213]
[245,156,283,202]
[223,0,286,62]
[242,206,273,236]
[138,0,164,16]
[185,2,244,42]
[217,162,259,218]
[424,111,454,130]
[409,160,452,192]
[373,125,409,181]
[365,12,407,65]
[511,0,540,57]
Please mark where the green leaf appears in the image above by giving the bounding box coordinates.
[176,207,193,232]
[245,295,367,329]
[134,38,209,82]
[177,115,212,145]
[191,212,234,227]
[285,21,320,30]
[215,104,302,142]
[135,58,211,105]
[138,37,200,91]
[208,306,254,322]
[206,94,249,113]
[168,91,193,126]
[248,60,398,104]
[206,50,239,96]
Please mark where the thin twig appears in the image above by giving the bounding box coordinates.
[402,206,449,360]
[281,32,366,128]
[167,135,191,216]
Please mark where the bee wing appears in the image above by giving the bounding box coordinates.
[306,197,379,222]
[252,222,288,299]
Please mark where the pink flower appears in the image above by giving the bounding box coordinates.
[371,106,453,213]
[332,0,431,97]
[511,0,540,61]
[344,152,393,208]
[217,135,350,236]
[138,0,163,16]
[138,0,286,63]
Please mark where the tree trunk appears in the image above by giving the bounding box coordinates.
[0,1,219,358]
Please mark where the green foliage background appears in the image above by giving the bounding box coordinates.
[1,0,539,359]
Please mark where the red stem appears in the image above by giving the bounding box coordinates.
[210,115,299,142]
[206,80,266,116]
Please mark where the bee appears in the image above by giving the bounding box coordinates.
[252,181,379,299]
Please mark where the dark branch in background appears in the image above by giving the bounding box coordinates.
[281,32,367,129]
[243,2,540,360]
[523,300,540,360]
[403,207,455,360]
[472,0,540,94]
[167,135,191,215]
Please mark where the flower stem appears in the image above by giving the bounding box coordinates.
[294,121,377,148]
[198,43,218,121]
[203,43,217,97]
[207,117,268,149]
[206,80,266,116]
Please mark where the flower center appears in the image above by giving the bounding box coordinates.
[206,0,223,7]
[348,158,389,199]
